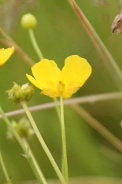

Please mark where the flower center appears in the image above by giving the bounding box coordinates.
[57,81,65,95]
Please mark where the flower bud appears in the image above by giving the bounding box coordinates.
[7,118,35,140]
[21,13,37,29]
[6,82,35,104]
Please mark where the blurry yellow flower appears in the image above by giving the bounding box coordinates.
[0,47,14,67]
[26,55,92,98]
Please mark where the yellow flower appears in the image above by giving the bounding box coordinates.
[0,47,14,67]
[26,55,92,98]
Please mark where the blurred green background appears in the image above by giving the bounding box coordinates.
[0,0,122,183]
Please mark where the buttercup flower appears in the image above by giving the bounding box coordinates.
[0,47,14,67]
[26,55,92,98]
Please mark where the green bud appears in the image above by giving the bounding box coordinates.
[7,120,19,140]
[6,82,35,104]
[21,13,37,29]
[21,83,35,101]
[7,118,35,140]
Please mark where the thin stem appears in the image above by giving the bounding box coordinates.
[68,0,122,90]
[21,101,66,184]
[54,97,61,120]
[0,107,46,184]
[28,29,44,60]
[22,138,47,184]
[71,104,122,153]
[1,91,122,119]
[60,96,68,184]
[0,152,12,184]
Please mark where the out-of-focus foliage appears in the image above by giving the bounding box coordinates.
[0,0,122,183]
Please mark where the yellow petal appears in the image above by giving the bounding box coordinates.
[26,74,42,89]
[61,55,92,98]
[0,47,14,67]
[26,73,60,98]
[26,59,62,97]
[41,89,60,98]
[31,59,61,90]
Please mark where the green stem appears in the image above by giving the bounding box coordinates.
[22,138,47,184]
[0,152,12,184]
[21,101,66,184]
[28,28,68,181]
[60,96,68,184]
[54,98,61,120]
[28,29,44,60]
[0,107,46,184]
